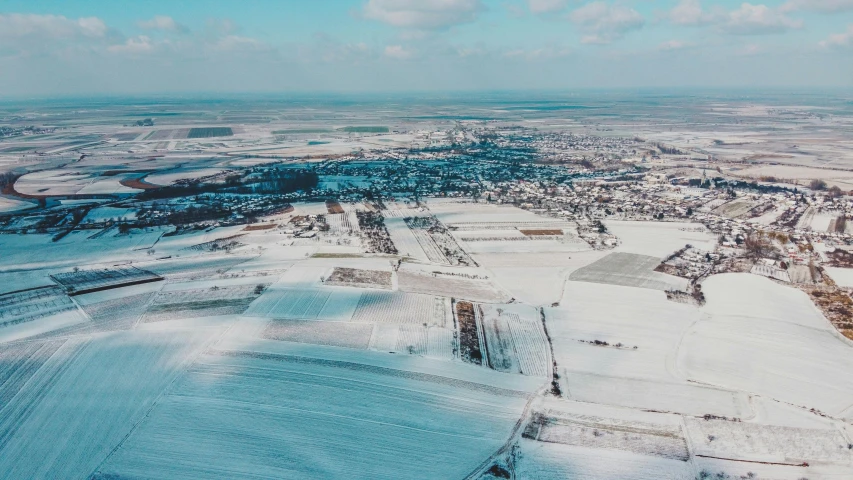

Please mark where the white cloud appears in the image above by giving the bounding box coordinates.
[138,16,188,33]
[0,13,107,39]
[669,0,720,26]
[528,0,568,14]
[455,45,487,57]
[782,0,853,13]
[503,45,572,59]
[107,35,154,54]
[214,35,270,53]
[737,43,763,55]
[307,33,376,63]
[569,2,644,44]
[363,0,485,30]
[669,2,801,36]
[206,18,239,36]
[819,24,853,47]
[384,44,414,59]
[723,3,801,35]
[659,40,693,51]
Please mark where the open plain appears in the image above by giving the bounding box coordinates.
[1,93,853,480]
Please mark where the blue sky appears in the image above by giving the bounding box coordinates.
[0,0,851,96]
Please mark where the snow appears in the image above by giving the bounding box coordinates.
[461,238,589,254]
[0,229,168,272]
[384,216,429,261]
[0,196,34,213]
[606,221,716,258]
[83,207,138,223]
[751,206,785,225]
[548,281,749,417]
[480,250,608,305]
[0,308,89,343]
[680,273,853,416]
[0,327,223,478]
[144,168,229,186]
[3,179,853,479]
[810,212,836,232]
[74,280,164,305]
[97,349,530,480]
[76,174,141,195]
[515,439,694,480]
[427,200,566,227]
[823,266,853,288]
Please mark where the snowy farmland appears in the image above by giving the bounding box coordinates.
[2,196,853,480]
[93,350,533,480]
[569,252,688,291]
[606,221,716,258]
[0,327,223,479]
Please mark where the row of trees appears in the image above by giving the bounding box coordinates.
[138,169,318,201]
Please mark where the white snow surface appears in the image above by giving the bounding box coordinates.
[681,273,853,416]
[606,221,716,258]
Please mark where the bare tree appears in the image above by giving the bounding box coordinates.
[744,233,775,260]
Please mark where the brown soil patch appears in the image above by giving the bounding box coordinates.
[120,176,159,190]
[325,200,344,214]
[742,154,795,161]
[803,285,853,340]
[1,180,45,200]
[520,229,563,236]
[456,301,482,365]
[826,250,853,268]
[243,224,277,231]
[326,267,391,289]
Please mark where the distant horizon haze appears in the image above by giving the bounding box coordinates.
[0,0,851,96]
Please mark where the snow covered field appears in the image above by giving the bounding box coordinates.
[144,167,229,186]
[0,196,33,213]
[569,252,688,291]
[2,199,853,479]
[0,327,223,478]
[680,274,853,417]
[546,281,749,416]
[824,266,853,287]
[95,349,530,480]
[606,221,716,258]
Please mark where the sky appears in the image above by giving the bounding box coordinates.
[0,0,851,96]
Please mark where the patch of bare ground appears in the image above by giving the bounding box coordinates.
[774,206,805,229]
[655,263,680,276]
[665,289,705,306]
[242,223,277,231]
[742,154,794,161]
[269,204,294,215]
[357,211,398,254]
[184,234,247,252]
[722,258,754,274]
[325,200,344,214]
[455,300,482,365]
[1,178,46,200]
[120,176,159,190]
[519,229,563,236]
[803,281,853,340]
[325,267,392,289]
[826,249,853,268]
